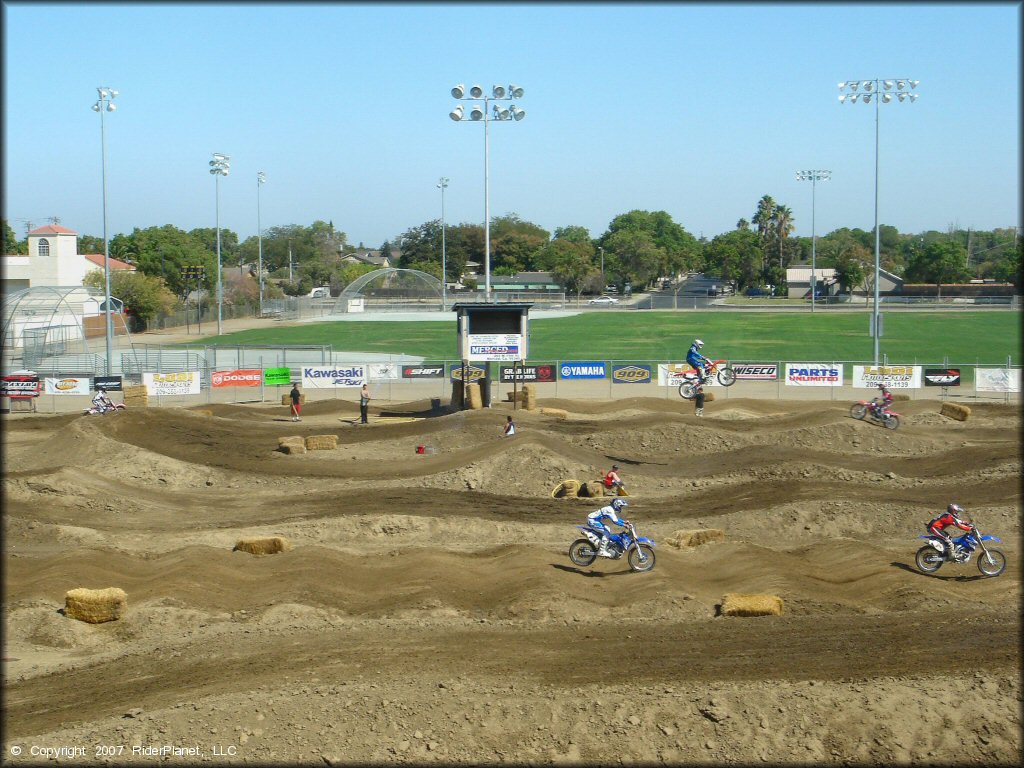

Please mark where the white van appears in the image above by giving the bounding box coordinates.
[308,287,330,299]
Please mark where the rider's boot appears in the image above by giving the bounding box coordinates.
[597,538,610,557]
[695,407,703,417]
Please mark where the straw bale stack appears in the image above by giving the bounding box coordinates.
[121,385,148,408]
[666,528,726,548]
[551,479,580,499]
[721,593,784,617]
[278,436,306,454]
[893,393,911,401]
[578,481,606,498]
[466,382,483,409]
[506,390,527,403]
[65,587,127,623]
[702,391,716,402]
[280,393,306,406]
[304,434,338,450]
[940,402,971,421]
[233,536,291,555]
[539,407,568,419]
[523,383,537,410]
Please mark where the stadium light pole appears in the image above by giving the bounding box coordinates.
[437,177,450,310]
[796,170,831,313]
[91,86,118,374]
[839,78,918,364]
[209,153,230,336]
[449,83,525,302]
[257,171,266,318]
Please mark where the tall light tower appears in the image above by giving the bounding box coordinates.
[209,153,230,336]
[257,171,266,318]
[839,78,918,363]
[796,170,831,313]
[449,83,526,301]
[91,86,118,374]
[437,176,449,310]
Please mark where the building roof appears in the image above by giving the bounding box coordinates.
[83,253,135,271]
[28,224,78,236]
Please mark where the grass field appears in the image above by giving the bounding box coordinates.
[193,310,1020,367]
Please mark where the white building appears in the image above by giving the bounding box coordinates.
[2,224,134,295]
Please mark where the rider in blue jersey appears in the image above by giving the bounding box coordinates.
[586,498,630,557]
[686,339,710,383]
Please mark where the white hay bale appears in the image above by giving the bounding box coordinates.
[304,434,338,450]
[666,528,726,548]
[940,402,971,421]
[721,593,784,617]
[65,587,127,624]
[234,536,291,555]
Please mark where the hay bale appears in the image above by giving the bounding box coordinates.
[579,480,607,498]
[551,479,580,499]
[64,587,127,624]
[121,384,149,407]
[892,393,911,401]
[193,409,213,417]
[940,402,971,421]
[721,593,784,617]
[466,382,483,410]
[506,390,527,403]
[278,436,306,454]
[666,528,726,548]
[233,536,291,555]
[524,383,537,411]
[304,434,338,450]
[702,391,716,402]
[280,393,306,407]
[539,407,568,419]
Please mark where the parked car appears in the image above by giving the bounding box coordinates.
[588,295,619,306]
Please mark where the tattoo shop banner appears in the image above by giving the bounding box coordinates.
[211,369,262,388]
[301,365,366,389]
[976,368,1021,393]
[43,376,91,395]
[853,365,921,389]
[143,372,201,396]
[784,364,844,387]
[499,364,556,383]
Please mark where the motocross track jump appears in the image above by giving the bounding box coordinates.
[2,396,1019,764]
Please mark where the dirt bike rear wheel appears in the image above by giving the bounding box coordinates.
[717,366,736,387]
[678,382,697,400]
[883,414,900,430]
[850,404,868,420]
[569,539,598,567]
[915,545,944,574]
[627,544,656,573]
[977,548,1006,577]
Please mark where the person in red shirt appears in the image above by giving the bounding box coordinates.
[927,503,975,560]
[603,464,623,493]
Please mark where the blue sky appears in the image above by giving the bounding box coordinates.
[3,2,1020,249]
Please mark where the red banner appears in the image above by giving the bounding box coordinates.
[211,369,262,388]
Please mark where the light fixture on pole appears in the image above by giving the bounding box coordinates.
[257,171,266,319]
[91,86,118,374]
[449,82,526,301]
[209,152,230,336]
[838,78,918,364]
[796,170,831,313]
[437,177,449,310]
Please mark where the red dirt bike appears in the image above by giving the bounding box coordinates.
[83,403,127,416]
[678,360,736,400]
[849,399,900,430]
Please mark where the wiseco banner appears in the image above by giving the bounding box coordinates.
[212,369,262,388]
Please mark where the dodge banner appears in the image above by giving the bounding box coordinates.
[211,369,262,388]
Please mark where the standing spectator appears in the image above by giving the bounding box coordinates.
[290,382,302,422]
[359,383,370,425]
[503,415,516,436]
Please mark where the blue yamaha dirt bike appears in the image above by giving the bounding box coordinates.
[568,521,656,573]
[915,525,1006,577]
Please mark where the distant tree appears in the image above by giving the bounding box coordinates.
[83,268,177,329]
[602,229,663,289]
[702,229,761,291]
[1,219,24,254]
[905,241,971,298]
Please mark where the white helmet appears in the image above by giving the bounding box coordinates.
[611,498,628,513]
[694,339,704,349]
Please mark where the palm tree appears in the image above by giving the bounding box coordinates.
[752,195,776,273]
[773,204,794,269]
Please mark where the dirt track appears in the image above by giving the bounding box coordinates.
[2,396,1020,765]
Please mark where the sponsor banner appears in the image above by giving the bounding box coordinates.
[976,368,1021,393]
[2,373,41,398]
[302,365,366,389]
[923,368,961,387]
[732,363,778,380]
[449,364,487,383]
[367,363,399,381]
[612,364,653,384]
[853,365,921,389]
[467,333,523,362]
[658,363,701,387]
[401,364,445,378]
[94,375,123,392]
[785,364,843,387]
[44,376,91,395]
[499,364,556,383]
[559,361,607,380]
[211,369,262,388]
[143,372,201,396]
[264,367,291,386]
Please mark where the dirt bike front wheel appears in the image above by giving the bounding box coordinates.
[915,545,944,574]
[977,548,1006,577]
[627,544,656,573]
[717,367,736,387]
[850,404,868,420]
[678,382,697,400]
[568,539,598,567]
[883,414,900,430]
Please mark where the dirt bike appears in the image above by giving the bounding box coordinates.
[678,360,736,400]
[83,403,127,416]
[568,521,656,573]
[850,400,900,430]
[915,525,1006,577]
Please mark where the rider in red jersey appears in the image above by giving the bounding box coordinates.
[927,503,975,560]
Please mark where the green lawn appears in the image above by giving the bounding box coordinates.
[190,310,1020,366]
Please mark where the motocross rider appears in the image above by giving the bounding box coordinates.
[92,386,113,413]
[686,339,711,383]
[587,498,630,557]
[871,383,894,417]
[927,503,975,561]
